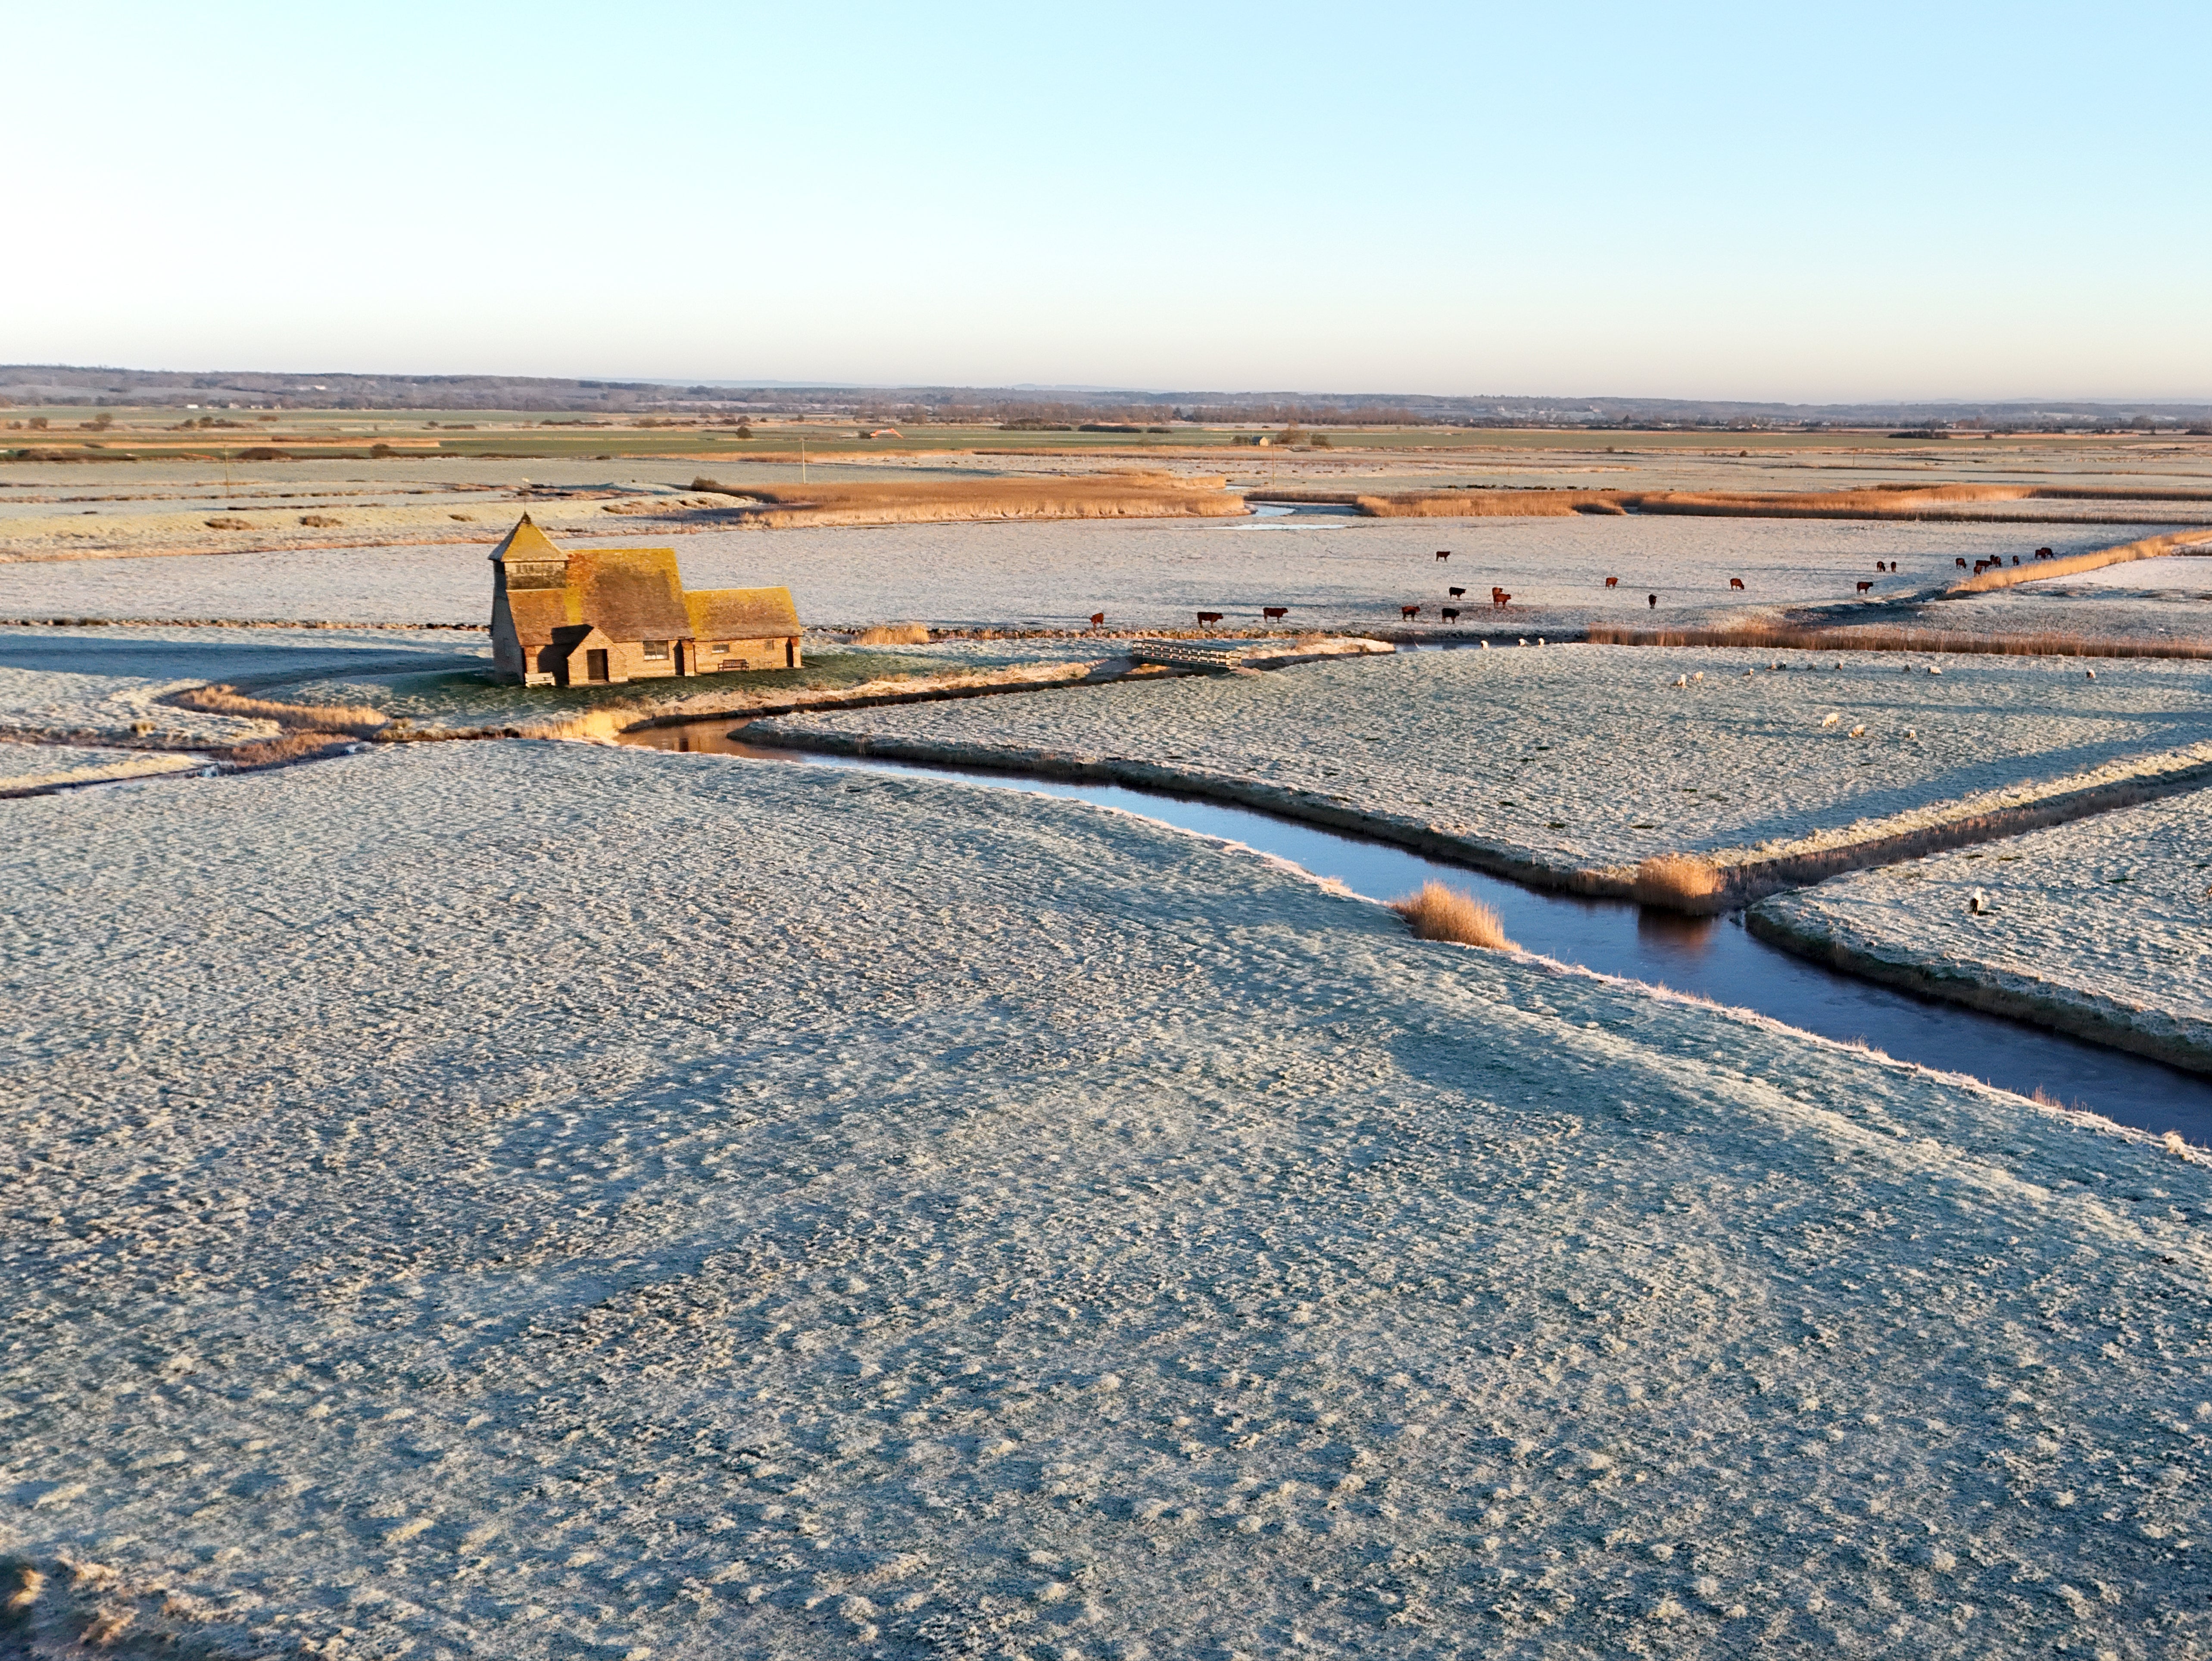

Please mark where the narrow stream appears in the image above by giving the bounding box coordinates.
[621,720,2212,1140]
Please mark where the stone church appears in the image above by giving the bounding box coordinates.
[487,515,802,687]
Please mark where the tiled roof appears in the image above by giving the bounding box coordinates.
[568,548,693,643]
[685,586,802,639]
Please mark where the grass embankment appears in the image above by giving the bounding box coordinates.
[165,684,392,769]
[1251,483,2212,522]
[169,684,390,735]
[687,473,1245,527]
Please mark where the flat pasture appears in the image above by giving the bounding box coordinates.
[0,515,2143,633]
[2,741,2205,1658]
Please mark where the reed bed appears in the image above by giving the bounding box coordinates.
[1312,482,2212,523]
[1948,527,2212,592]
[170,684,390,733]
[1583,623,2212,661]
[852,623,933,645]
[218,731,360,770]
[688,473,1245,527]
[1357,491,1624,518]
[1389,881,1517,949]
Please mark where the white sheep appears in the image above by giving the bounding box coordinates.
[1673,674,1688,687]
[2086,668,2097,680]
[1905,727,1917,739]
[1849,724,1866,738]
[1821,712,1841,728]
[1969,889,1989,915]
[1928,665,1942,675]
[1691,671,1704,683]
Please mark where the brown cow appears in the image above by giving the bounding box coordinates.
[1401,604,1422,619]
[1263,606,1288,621]
[1448,586,1466,598]
[1441,606,1460,622]
[1197,611,1223,625]
[1089,612,1105,627]
[1604,577,1619,588]
[1856,581,1874,593]
[1955,558,1968,569]
[1729,578,1745,590]
[1647,593,1657,609]
[1436,550,1451,561]
[2036,546,2053,559]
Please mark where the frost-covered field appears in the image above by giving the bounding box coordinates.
[762,645,2212,879]
[0,665,274,747]
[0,741,208,793]
[1753,789,2212,1071]
[1917,559,2212,646]
[0,624,489,688]
[0,515,2138,632]
[4,743,2211,1658]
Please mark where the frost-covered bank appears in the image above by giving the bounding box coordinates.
[3,744,2210,1658]
[760,644,2212,894]
[0,741,209,795]
[0,664,275,749]
[1752,788,2212,1072]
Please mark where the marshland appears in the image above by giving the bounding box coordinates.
[9,411,2212,1661]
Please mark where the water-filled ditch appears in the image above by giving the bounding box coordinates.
[620,718,2212,1140]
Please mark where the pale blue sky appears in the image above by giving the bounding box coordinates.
[7,2,2206,400]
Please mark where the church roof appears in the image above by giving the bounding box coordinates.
[686,586,802,639]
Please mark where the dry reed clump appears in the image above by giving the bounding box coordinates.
[1583,622,2212,662]
[218,731,359,770]
[1389,881,1517,950]
[203,516,250,530]
[170,684,390,734]
[1632,855,1728,913]
[688,473,1244,527]
[297,513,343,528]
[510,706,631,743]
[852,623,932,645]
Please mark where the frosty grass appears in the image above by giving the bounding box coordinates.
[1753,786,2212,1070]
[0,665,274,748]
[762,643,2212,877]
[3,741,2209,1658]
